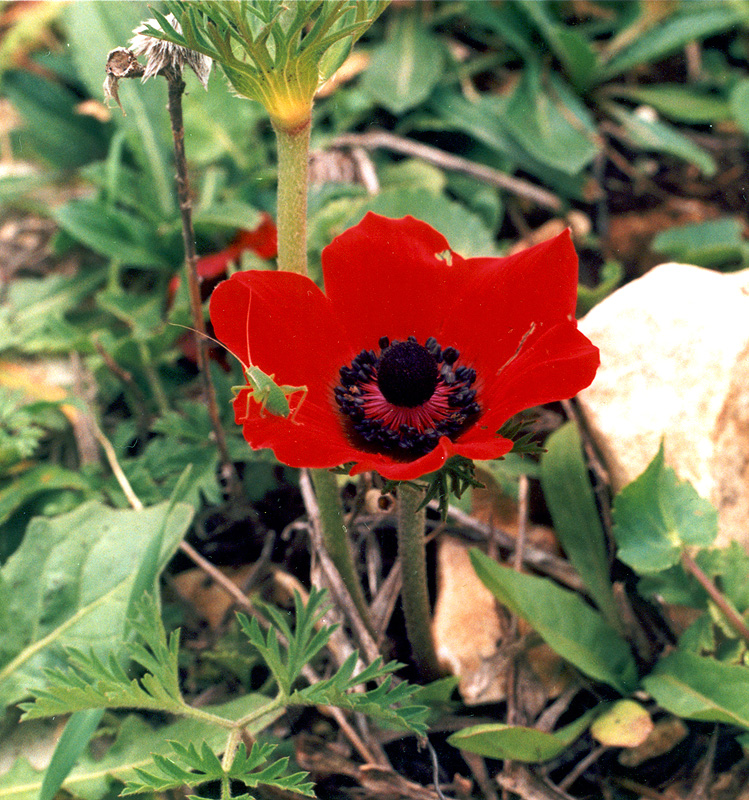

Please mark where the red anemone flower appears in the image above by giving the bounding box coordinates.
[209,213,599,481]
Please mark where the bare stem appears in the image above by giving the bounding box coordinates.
[681,549,749,644]
[397,483,441,681]
[165,69,240,496]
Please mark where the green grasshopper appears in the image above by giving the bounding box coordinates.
[171,294,307,423]
[232,366,307,423]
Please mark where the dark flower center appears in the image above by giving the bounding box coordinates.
[334,335,480,456]
[377,340,438,407]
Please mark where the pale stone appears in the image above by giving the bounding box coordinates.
[578,264,749,548]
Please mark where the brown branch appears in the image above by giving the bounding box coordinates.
[331,131,563,212]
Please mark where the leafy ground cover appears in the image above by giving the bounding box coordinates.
[2,2,749,799]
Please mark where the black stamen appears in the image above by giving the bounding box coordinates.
[377,340,439,407]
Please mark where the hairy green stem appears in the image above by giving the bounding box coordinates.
[397,483,441,681]
[272,115,372,636]
[274,119,311,276]
[309,469,374,634]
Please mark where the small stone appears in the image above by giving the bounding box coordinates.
[578,264,749,548]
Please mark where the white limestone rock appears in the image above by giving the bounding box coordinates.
[577,264,749,548]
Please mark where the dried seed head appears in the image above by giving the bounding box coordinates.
[130,14,211,88]
[103,47,145,111]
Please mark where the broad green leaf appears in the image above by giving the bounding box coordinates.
[54,200,170,269]
[516,2,597,90]
[597,6,742,83]
[608,104,716,176]
[0,500,193,710]
[194,201,263,232]
[65,1,175,216]
[610,85,730,125]
[503,64,600,175]
[470,550,638,694]
[730,78,749,136]
[0,699,281,800]
[348,189,497,257]
[643,650,749,729]
[2,69,109,169]
[652,218,744,269]
[613,444,718,574]
[448,708,596,763]
[541,422,620,633]
[464,2,535,59]
[0,464,90,527]
[362,12,445,114]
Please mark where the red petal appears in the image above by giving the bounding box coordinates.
[322,213,470,349]
[209,270,360,467]
[459,323,600,442]
[445,230,580,375]
[196,242,242,281]
[235,212,278,260]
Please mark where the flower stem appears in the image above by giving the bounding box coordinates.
[397,483,441,681]
[164,68,240,497]
[309,468,374,635]
[273,119,311,276]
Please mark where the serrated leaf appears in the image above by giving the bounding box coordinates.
[470,549,638,694]
[362,12,445,114]
[612,444,718,574]
[643,650,749,729]
[0,500,192,711]
[448,708,596,763]
[541,422,621,633]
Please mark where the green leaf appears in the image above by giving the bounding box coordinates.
[597,6,742,83]
[516,2,597,90]
[0,464,90,527]
[65,1,175,216]
[612,444,718,574]
[348,189,497,257]
[610,85,731,125]
[0,500,192,711]
[0,701,282,800]
[39,709,104,800]
[54,199,169,268]
[362,12,445,114]
[730,78,749,136]
[541,422,621,633]
[576,260,624,316]
[2,69,109,169]
[652,218,745,269]
[608,103,716,176]
[470,549,638,694]
[448,708,596,763]
[503,64,600,175]
[643,650,749,729]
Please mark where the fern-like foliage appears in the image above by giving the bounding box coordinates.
[289,651,429,735]
[121,740,315,798]
[21,597,185,719]
[239,588,428,736]
[236,588,333,697]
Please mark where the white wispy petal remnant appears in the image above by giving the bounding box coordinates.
[130,14,211,88]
